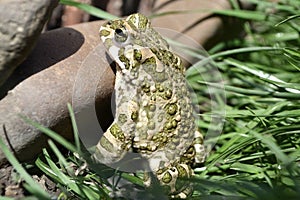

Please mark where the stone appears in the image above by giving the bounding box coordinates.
[0,21,115,166]
[0,0,58,87]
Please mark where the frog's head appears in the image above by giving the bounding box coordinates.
[99,14,158,72]
[100,14,166,71]
[99,13,150,46]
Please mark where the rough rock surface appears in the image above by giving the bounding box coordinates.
[0,0,252,166]
[0,22,115,166]
[0,0,58,87]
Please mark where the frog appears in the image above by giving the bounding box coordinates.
[92,13,205,199]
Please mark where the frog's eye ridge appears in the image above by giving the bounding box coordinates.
[114,28,128,43]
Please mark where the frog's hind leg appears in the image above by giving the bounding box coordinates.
[179,130,205,168]
[92,122,130,165]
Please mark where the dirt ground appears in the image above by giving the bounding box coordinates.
[0,164,61,198]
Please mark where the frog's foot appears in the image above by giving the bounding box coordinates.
[170,186,193,199]
[144,163,194,199]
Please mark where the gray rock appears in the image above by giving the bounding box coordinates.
[0,21,115,166]
[0,0,58,87]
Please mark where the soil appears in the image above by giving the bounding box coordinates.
[0,164,61,198]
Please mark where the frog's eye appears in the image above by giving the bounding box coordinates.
[114,28,128,43]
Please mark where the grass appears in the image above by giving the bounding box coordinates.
[1,0,300,199]
[184,0,300,198]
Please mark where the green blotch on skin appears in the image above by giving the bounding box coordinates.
[165,50,174,61]
[126,14,150,32]
[143,57,156,71]
[103,38,113,48]
[155,71,166,82]
[164,89,173,99]
[131,110,138,121]
[160,49,174,65]
[141,81,150,93]
[118,48,131,70]
[99,29,110,37]
[177,165,188,178]
[109,19,124,30]
[171,119,178,128]
[165,121,173,130]
[118,114,127,124]
[134,49,142,61]
[169,143,176,150]
[156,83,164,92]
[147,111,155,119]
[99,136,114,152]
[127,16,138,31]
[162,171,172,184]
[183,146,195,160]
[109,123,125,142]
[128,13,149,31]
[148,121,155,130]
[156,167,165,175]
[194,135,204,144]
[149,104,156,111]
[138,15,149,30]
[174,165,191,192]
[119,54,130,69]
[167,103,177,115]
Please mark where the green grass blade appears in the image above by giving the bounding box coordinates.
[283,47,300,61]
[67,103,81,151]
[59,0,117,20]
[37,147,105,199]
[186,46,279,78]
[249,130,290,164]
[212,9,266,21]
[48,140,74,175]
[0,197,18,200]
[151,9,266,21]
[20,115,78,153]
[275,14,300,26]
[35,157,61,183]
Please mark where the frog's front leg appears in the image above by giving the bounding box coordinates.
[92,122,131,164]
